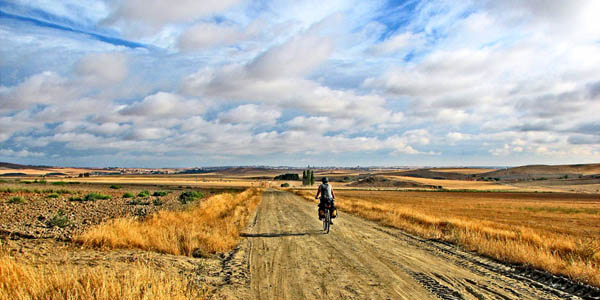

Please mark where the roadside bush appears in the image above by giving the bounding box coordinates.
[137,190,150,198]
[110,184,121,189]
[153,198,164,206]
[179,191,204,204]
[123,192,134,198]
[69,196,83,202]
[8,196,25,204]
[46,193,60,199]
[280,183,290,187]
[51,181,67,186]
[152,191,167,197]
[128,199,150,206]
[47,210,70,228]
[84,193,111,201]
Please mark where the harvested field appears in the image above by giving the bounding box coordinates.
[77,188,263,256]
[387,175,540,191]
[0,182,225,240]
[0,178,263,299]
[293,189,600,287]
[432,168,497,174]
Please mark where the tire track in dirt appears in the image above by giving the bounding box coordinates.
[214,190,588,300]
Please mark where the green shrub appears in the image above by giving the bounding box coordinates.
[123,192,134,198]
[137,190,150,198]
[110,184,121,189]
[153,198,164,206]
[51,181,67,186]
[47,210,70,228]
[46,193,60,198]
[84,193,111,201]
[128,199,150,205]
[178,191,204,204]
[152,191,167,197]
[8,196,25,204]
[69,196,83,202]
[280,183,290,187]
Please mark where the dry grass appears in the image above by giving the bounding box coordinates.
[431,168,497,174]
[76,188,263,256]
[293,189,600,287]
[386,175,541,191]
[0,255,204,300]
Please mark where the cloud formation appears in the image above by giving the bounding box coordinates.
[0,0,598,167]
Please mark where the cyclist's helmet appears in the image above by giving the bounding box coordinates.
[322,177,329,183]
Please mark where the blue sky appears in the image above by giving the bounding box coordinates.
[1,0,599,168]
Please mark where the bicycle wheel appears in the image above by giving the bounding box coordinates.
[323,208,330,234]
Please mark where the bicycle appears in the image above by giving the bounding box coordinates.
[319,199,334,234]
[322,204,331,234]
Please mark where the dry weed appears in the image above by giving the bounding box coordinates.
[0,256,204,300]
[76,188,262,256]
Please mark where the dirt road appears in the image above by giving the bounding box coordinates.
[213,190,584,299]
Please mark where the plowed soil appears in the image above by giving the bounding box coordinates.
[210,190,586,300]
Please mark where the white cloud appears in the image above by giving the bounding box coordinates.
[119,92,205,117]
[75,52,128,86]
[104,0,243,28]
[218,104,281,125]
[0,148,44,158]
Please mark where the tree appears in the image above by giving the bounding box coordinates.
[309,170,315,185]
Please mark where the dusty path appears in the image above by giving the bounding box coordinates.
[213,190,583,300]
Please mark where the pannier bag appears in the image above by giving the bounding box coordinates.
[318,208,326,219]
[331,208,337,218]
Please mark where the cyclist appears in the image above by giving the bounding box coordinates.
[315,177,336,224]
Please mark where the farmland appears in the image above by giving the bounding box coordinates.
[0,177,260,299]
[1,163,599,299]
[293,188,600,286]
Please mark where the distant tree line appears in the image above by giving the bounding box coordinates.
[273,173,300,180]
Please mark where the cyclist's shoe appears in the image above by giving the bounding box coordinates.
[329,220,333,225]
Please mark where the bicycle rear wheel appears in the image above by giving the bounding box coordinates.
[323,208,330,234]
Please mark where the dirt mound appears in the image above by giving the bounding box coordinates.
[481,163,600,180]
[0,162,49,170]
[348,176,438,188]
[380,169,473,181]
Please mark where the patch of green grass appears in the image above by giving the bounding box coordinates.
[179,191,204,204]
[152,191,167,197]
[47,210,70,228]
[7,196,25,204]
[69,196,84,202]
[51,181,67,186]
[110,184,121,189]
[128,198,150,205]
[137,190,150,198]
[46,193,60,199]
[84,193,111,201]
[123,192,134,198]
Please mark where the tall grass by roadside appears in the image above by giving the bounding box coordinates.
[293,190,600,287]
[77,188,262,256]
[0,256,204,300]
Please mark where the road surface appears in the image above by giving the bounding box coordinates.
[212,190,583,300]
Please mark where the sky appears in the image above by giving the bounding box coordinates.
[1,0,599,168]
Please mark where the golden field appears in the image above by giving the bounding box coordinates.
[1,179,263,300]
[0,255,204,300]
[77,188,263,256]
[293,189,600,286]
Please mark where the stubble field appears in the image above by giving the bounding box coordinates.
[293,188,600,287]
[0,178,262,300]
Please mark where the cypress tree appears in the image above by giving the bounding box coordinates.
[309,170,315,185]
